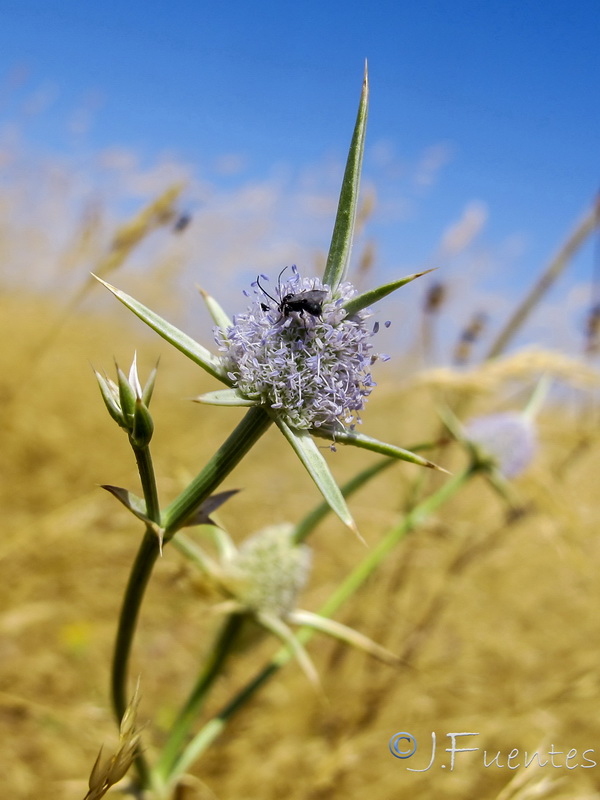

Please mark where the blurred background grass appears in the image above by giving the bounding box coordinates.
[3,141,600,800]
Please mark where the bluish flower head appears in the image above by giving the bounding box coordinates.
[463,411,537,478]
[216,266,383,430]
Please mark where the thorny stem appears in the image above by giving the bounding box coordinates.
[154,615,246,781]
[314,466,476,617]
[112,445,161,788]
[399,501,530,665]
[133,444,161,523]
[110,407,272,790]
[164,466,477,787]
[112,447,160,727]
[162,406,272,539]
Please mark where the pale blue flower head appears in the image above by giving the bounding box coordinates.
[216,266,384,430]
[463,411,537,478]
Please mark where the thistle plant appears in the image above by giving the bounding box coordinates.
[87,67,471,799]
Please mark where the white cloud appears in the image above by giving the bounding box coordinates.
[438,201,488,258]
[413,142,453,190]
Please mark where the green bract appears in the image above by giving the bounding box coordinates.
[95,65,444,538]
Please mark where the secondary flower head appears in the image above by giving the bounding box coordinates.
[184,520,399,687]
[463,411,537,478]
[216,266,383,430]
[221,523,312,617]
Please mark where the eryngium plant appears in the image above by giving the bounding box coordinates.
[87,65,453,799]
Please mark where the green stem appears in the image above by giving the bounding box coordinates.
[162,407,272,538]
[111,527,159,791]
[110,407,272,789]
[315,466,474,617]
[166,664,278,781]
[112,446,160,725]
[114,445,161,789]
[112,529,160,723]
[154,615,246,781]
[166,466,476,785]
[133,444,160,522]
[293,457,394,544]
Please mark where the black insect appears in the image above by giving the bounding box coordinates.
[256,267,327,321]
[173,212,192,232]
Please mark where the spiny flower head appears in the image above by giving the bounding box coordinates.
[463,411,537,478]
[222,524,312,617]
[215,266,385,430]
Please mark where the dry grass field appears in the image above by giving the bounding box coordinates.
[2,170,600,800]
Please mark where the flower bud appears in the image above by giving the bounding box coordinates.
[94,354,156,446]
[131,397,155,448]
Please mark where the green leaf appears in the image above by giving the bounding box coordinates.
[100,485,165,543]
[194,389,258,407]
[256,611,320,688]
[273,415,361,539]
[342,268,436,317]
[162,407,272,538]
[181,489,240,527]
[288,609,400,665]
[322,63,369,292]
[116,365,136,419]
[197,285,233,331]
[312,427,449,473]
[131,398,154,448]
[94,276,231,384]
[94,370,125,426]
[142,361,159,406]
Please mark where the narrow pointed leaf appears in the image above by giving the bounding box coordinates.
[312,427,448,472]
[182,489,240,527]
[289,609,400,665]
[197,285,233,331]
[94,276,230,384]
[322,64,369,291]
[87,746,106,794]
[116,366,136,419]
[128,352,143,398]
[194,389,258,407]
[131,398,154,448]
[101,486,164,550]
[273,415,361,538]
[256,611,320,688]
[142,362,159,406]
[101,484,153,524]
[342,268,437,317]
[94,370,125,426]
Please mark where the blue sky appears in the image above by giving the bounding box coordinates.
[1,0,599,355]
